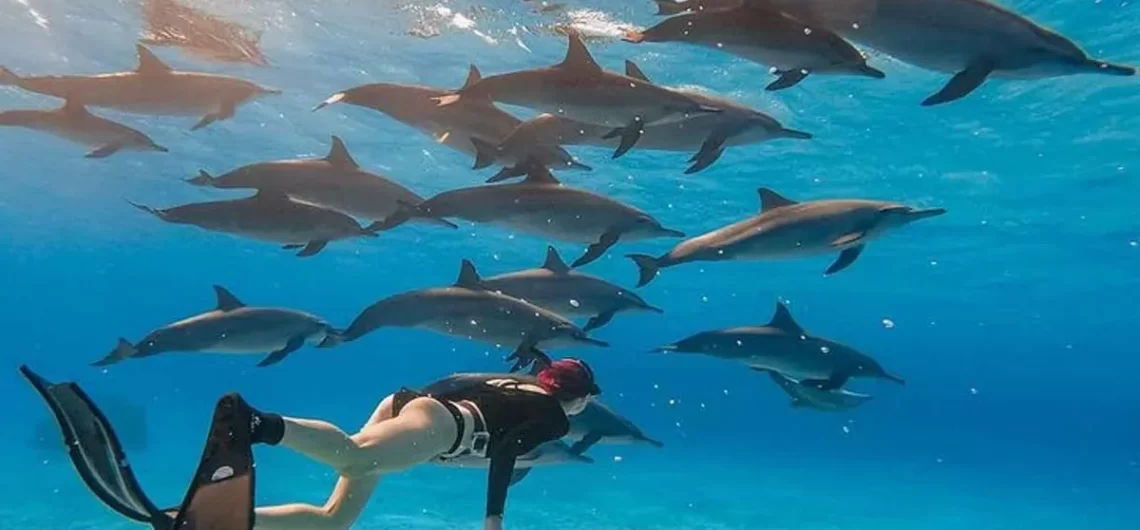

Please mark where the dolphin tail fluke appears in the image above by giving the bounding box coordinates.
[92,339,136,367]
[1085,59,1135,76]
[627,254,661,287]
[0,66,22,86]
[469,137,499,170]
[652,0,689,16]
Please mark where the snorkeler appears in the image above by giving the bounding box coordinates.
[22,353,600,530]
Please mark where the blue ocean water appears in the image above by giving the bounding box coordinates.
[1,0,1139,529]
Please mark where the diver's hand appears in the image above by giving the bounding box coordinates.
[484,515,503,530]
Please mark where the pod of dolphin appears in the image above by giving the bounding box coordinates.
[2,0,1133,473]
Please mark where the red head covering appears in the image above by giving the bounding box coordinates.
[537,358,601,400]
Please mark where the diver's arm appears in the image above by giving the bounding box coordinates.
[485,449,519,528]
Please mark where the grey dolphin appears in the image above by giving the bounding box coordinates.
[761,0,1135,105]
[129,190,381,257]
[628,187,945,286]
[420,371,662,453]
[328,260,609,355]
[625,4,884,91]
[479,246,663,332]
[314,66,589,180]
[187,135,451,227]
[753,367,873,411]
[487,61,810,175]
[656,301,904,389]
[94,285,333,367]
[0,44,279,130]
[434,439,594,486]
[436,31,722,157]
[0,99,167,158]
[383,162,684,267]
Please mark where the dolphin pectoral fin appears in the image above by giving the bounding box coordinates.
[766,70,808,91]
[825,245,864,275]
[922,59,994,106]
[506,340,551,373]
[572,230,621,268]
[508,468,533,487]
[257,336,306,367]
[568,432,604,456]
[686,134,729,174]
[583,310,617,332]
[85,143,124,159]
[191,102,236,131]
[295,241,328,257]
[470,137,499,170]
[602,118,644,159]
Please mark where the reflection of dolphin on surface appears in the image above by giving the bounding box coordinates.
[140,0,268,66]
[754,367,873,411]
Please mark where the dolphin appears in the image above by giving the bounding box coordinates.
[478,246,663,332]
[128,190,381,257]
[420,371,663,453]
[186,135,451,226]
[0,99,167,158]
[628,187,945,286]
[314,66,589,181]
[327,260,609,356]
[140,0,269,66]
[486,61,810,175]
[433,439,594,486]
[760,0,1136,104]
[382,161,685,267]
[753,367,873,411]
[656,301,904,389]
[651,0,743,16]
[435,31,722,157]
[93,285,333,368]
[624,3,884,91]
[0,44,279,130]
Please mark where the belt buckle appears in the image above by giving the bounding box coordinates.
[469,432,490,458]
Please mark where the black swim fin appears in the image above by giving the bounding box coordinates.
[19,365,172,529]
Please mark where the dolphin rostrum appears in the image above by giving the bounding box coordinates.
[656,301,904,390]
[762,0,1135,105]
[436,32,722,157]
[314,65,590,181]
[327,260,609,357]
[94,285,334,368]
[478,246,663,332]
[0,44,279,130]
[0,99,167,158]
[628,187,945,286]
[754,367,873,411]
[187,135,451,226]
[129,190,381,257]
[625,3,884,91]
[382,161,685,267]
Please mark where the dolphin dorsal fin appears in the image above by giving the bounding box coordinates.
[521,162,560,185]
[326,136,358,169]
[758,188,796,212]
[213,285,245,311]
[455,259,485,289]
[624,60,651,83]
[768,301,804,335]
[541,246,571,273]
[462,65,483,89]
[135,45,172,75]
[557,32,602,73]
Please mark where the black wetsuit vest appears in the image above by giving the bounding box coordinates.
[395,380,570,518]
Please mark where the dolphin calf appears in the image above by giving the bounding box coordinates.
[657,301,904,389]
[329,260,609,356]
[435,439,594,486]
[477,246,663,332]
[436,32,721,157]
[0,45,278,130]
[314,66,589,180]
[187,136,450,226]
[628,187,945,286]
[383,161,684,267]
[0,100,167,158]
[754,367,873,411]
[129,190,381,257]
[762,0,1135,104]
[94,285,333,367]
[625,3,884,91]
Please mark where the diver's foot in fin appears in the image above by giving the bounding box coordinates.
[173,393,257,530]
[219,393,284,446]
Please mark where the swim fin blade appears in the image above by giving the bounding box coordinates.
[170,393,256,530]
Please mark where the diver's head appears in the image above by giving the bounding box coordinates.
[537,357,601,415]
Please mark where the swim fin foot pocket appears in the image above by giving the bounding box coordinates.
[19,365,256,530]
